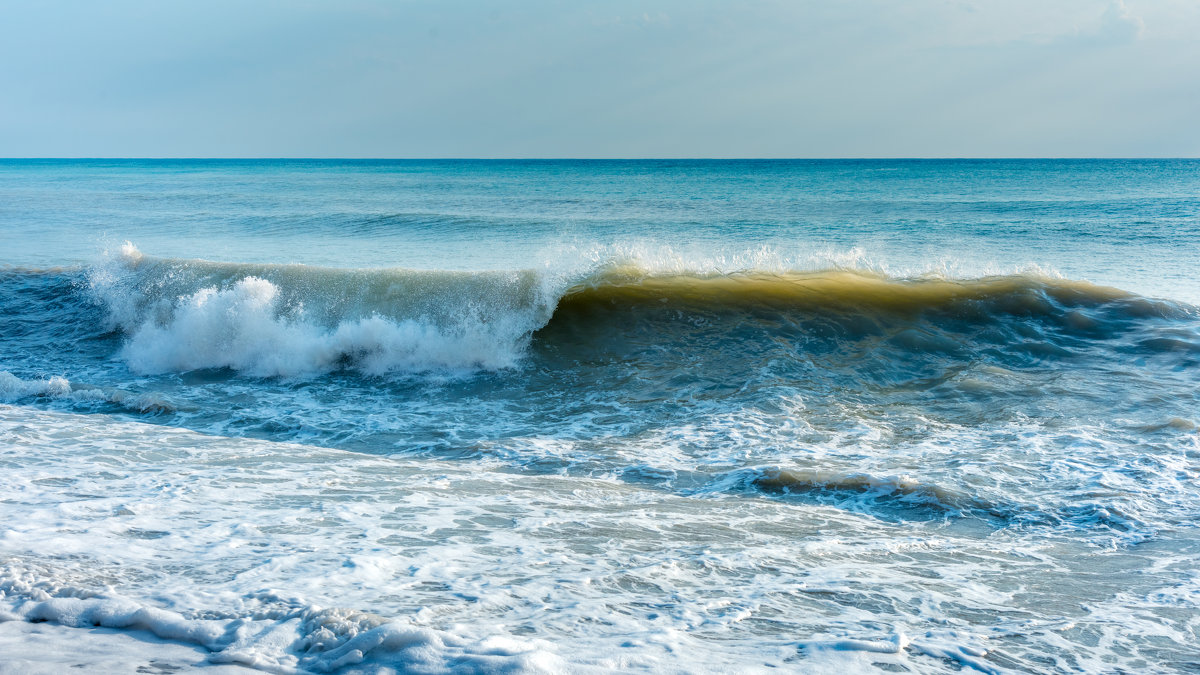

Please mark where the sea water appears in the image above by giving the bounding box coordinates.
[0,159,1198,673]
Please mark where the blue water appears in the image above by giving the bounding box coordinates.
[4,159,1199,300]
[1,159,1199,673]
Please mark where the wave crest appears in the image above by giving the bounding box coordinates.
[81,244,1196,378]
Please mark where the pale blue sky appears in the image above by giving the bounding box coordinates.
[1,0,1197,157]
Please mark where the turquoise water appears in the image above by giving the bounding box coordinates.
[5,159,1200,299]
[1,160,1199,673]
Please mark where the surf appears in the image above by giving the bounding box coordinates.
[5,243,1193,378]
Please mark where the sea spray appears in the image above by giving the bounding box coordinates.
[89,244,562,376]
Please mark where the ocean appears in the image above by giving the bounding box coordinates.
[0,159,1198,673]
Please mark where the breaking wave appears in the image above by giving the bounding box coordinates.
[4,243,1189,378]
[86,244,560,376]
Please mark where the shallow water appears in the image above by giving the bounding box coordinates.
[1,159,1199,673]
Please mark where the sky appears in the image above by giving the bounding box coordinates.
[1,0,1198,158]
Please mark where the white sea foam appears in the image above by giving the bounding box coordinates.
[90,243,561,377]
[0,371,70,400]
[0,371,171,413]
[117,276,527,376]
[0,621,257,675]
[2,405,1197,673]
[0,589,562,674]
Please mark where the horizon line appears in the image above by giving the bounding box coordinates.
[2,156,1198,161]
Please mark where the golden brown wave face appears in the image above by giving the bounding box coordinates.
[543,269,1190,347]
[556,269,1145,317]
[534,269,1200,394]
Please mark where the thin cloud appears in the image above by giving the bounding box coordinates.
[1024,0,1145,47]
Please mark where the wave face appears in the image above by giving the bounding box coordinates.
[544,268,1189,360]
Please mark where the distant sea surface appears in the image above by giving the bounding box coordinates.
[1,159,1198,673]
